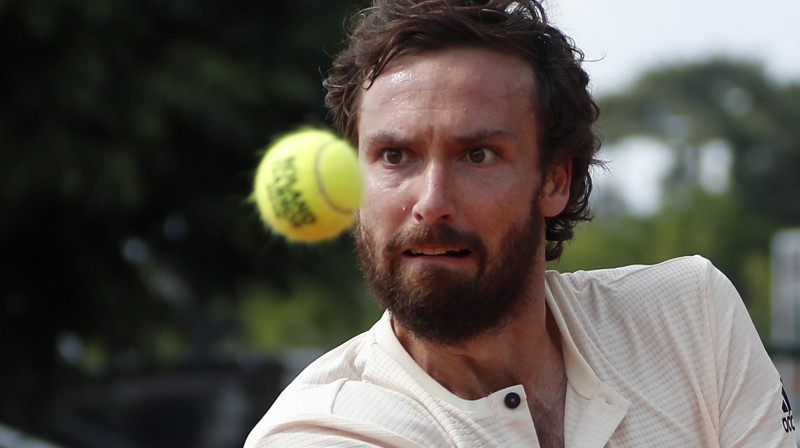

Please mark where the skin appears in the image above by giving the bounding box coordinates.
[356,47,572,446]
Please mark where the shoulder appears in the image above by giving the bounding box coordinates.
[551,254,716,294]
[249,330,377,427]
[546,256,725,361]
[548,255,721,318]
[245,316,447,447]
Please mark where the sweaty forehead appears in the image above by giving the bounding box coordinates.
[356,47,539,151]
[367,48,534,105]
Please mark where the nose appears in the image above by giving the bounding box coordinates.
[411,161,457,225]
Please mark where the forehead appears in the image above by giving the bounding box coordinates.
[357,47,537,142]
[365,47,534,108]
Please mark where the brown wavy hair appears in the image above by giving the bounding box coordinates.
[324,0,601,261]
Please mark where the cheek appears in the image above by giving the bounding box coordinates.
[359,176,407,236]
[466,180,538,242]
[463,174,535,217]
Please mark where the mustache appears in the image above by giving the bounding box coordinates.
[383,224,487,258]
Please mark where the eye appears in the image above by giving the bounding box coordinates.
[467,147,496,164]
[381,148,406,165]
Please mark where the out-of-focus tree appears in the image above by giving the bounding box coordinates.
[600,58,800,226]
[0,0,378,436]
[553,58,800,335]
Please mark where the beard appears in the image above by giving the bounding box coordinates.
[354,201,543,345]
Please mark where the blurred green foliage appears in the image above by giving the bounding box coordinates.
[0,0,377,432]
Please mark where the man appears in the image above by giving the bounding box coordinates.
[245,0,795,446]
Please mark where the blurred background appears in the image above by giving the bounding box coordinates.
[1,0,798,447]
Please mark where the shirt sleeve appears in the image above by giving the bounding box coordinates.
[245,414,425,448]
[708,261,797,447]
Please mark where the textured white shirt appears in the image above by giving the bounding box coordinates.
[245,256,796,447]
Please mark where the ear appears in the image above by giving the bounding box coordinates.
[539,157,572,218]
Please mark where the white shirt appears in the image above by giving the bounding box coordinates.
[245,256,796,447]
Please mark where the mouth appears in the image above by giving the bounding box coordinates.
[404,247,472,258]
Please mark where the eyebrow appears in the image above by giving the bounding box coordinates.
[362,128,519,147]
[361,131,416,148]
[453,128,519,144]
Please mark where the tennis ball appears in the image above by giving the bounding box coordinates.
[252,128,362,242]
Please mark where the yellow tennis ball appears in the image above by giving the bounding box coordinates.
[252,128,362,242]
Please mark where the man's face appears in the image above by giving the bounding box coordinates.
[355,47,562,343]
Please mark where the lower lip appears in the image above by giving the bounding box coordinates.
[401,253,474,268]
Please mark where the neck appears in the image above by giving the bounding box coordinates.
[392,280,564,400]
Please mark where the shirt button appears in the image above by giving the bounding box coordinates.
[504,392,521,409]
